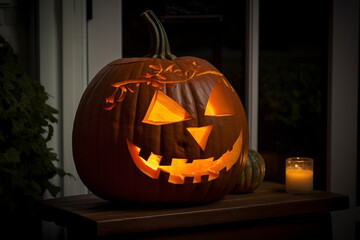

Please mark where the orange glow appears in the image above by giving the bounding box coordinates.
[142,90,192,125]
[127,139,162,179]
[104,61,227,110]
[126,130,243,184]
[186,125,214,151]
[205,82,235,116]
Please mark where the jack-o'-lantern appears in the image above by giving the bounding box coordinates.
[72,10,249,203]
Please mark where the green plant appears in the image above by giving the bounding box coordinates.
[0,35,67,216]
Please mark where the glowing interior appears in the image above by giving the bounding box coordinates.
[186,125,214,151]
[205,82,235,116]
[142,90,192,125]
[126,130,243,184]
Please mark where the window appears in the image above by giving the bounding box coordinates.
[258,0,330,190]
[123,0,246,102]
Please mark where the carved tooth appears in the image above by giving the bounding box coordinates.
[201,175,209,183]
[218,167,227,176]
[186,158,194,163]
[139,148,151,160]
[184,176,194,184]
[193,175,202,184]
[168,174,185,184]
[159,171,170,182]
[207,169,220,181]
[146,152,162,169]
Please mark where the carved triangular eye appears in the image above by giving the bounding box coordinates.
[204,82,235,116]
[142,90,192,125]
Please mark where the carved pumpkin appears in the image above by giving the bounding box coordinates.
[72,10,249,203]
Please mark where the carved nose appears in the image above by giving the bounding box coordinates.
[186,125,214,151]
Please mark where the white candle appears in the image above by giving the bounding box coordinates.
[286,158,313,193]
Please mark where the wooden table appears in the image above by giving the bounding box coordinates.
[38,182,349,239]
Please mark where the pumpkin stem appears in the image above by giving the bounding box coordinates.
[141,10,177,60]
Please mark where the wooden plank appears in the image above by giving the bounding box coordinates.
[38,181,348,237]
[103,212,333,240]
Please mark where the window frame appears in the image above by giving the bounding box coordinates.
[40,1,359,238]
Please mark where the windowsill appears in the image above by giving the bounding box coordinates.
[38,181,348,238]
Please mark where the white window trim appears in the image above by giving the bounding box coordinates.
[40,0,124,198]
[40,0,88,197]
[245,0,259,151]
[61,0,88,196]
[87,0,123,81]
[329,0,359,239]
[38,0,62,198]
[245,1,359,239]
[40,1,358,239]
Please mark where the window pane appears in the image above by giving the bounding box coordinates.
[258,0,330,190]
[122,1,246,102]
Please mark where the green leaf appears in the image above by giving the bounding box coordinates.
[4,148,20,163]
[0,34,69,215]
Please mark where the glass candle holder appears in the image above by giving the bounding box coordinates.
[286,157,313,193]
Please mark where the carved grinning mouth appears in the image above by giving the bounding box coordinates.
[127,131,243,184]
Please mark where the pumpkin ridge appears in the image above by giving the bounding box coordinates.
[108,58,150,66]
[72,10,249,203]
[165,79,198,159]
[232,149,265,193]
[251,152,260,189]
[186,75,211,158]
